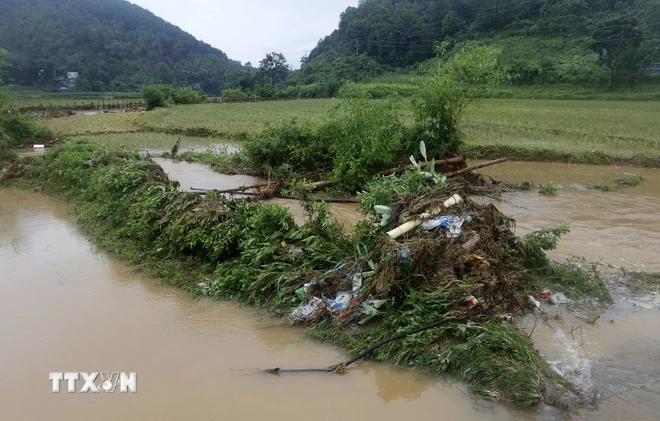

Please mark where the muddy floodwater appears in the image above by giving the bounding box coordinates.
[0,189,537,420]
[478,161,660,271]
[478,161,660,420]
[154,158,360,230]
[1,159,659,420]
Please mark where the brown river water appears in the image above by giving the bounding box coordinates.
[1,159,659,420]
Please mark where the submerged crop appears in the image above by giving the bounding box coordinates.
[1,140,612,410]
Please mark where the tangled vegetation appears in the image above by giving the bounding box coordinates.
[243,44,502,191]
[1,140,615,410]
[142,84,207,110]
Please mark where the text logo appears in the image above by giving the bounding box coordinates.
[49,372,137,393]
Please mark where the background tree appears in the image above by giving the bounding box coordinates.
[0,49,8,109]
[590,15,644,90]
[257,53,290,87]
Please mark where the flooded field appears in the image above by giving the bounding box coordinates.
[479,161,660,271]
[1,159,658,420]
[478,161,660,420]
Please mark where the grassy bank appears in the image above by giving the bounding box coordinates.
[71,132,240,151]
[2,140,607,410]
[36,98,660,167]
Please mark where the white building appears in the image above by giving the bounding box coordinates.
[67,72,79,80]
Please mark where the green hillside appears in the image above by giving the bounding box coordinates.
[293,0,660,89]
[0,0,243,93]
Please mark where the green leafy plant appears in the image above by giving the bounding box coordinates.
[410,42,506,158]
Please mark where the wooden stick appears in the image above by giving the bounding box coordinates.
[378,156,465,176]
[191,189,359,204]
[443,158,508,178]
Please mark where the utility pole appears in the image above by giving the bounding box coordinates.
[495,0,499,32]
[356,38,359,56]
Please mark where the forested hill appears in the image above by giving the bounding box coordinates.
[294,0,660,87]
[0,0,243,93]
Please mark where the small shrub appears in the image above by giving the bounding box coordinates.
[243,118,330,177]
[173,87,206,105]
[254,84,276,98]
[141,85,167,110]
[410,42,505,159]
[221,89,248,102]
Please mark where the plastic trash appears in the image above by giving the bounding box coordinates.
[528,295,541,309]
[295,283,311,300]
[549,292,572,305]
[400,248,410,264]
[464,295,478,309]
[374,205,392,227]
[420,215,472,238]
[420,215,456,231]
[288,297,324,324]
[325,292,352,311]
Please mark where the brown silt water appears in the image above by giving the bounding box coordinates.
[1,159,659,420]
[0,189,532,421]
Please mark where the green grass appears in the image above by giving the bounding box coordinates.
[39,113,143,135]
[139,99,334,139]
[72,132,240,151]
[36,98,660,167]
[462,99,660,167]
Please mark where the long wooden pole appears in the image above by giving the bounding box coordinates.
[443,158,508,178]
[191,188,359,204]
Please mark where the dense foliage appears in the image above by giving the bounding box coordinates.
[141,84,206,110]
[0,0,242,93]
[245,45,502,188]
[295,0,660,88]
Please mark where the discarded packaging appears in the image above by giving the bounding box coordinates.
[528,295,541,309]
[288,297,324,323]
[420,215,472,238]
[464,295,479,309]
[325,292,352,311]
[386,194,463,239]
[400,248,410,264]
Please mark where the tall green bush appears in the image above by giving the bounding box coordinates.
[141,85,168,110]
[221,89,249,102]
[172,87,206,104]
[410,42,505,158]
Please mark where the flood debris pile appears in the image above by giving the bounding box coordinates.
[1,140,597,410]
[281,174,582,408]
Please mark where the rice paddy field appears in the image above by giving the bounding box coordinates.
[37,98,660,166]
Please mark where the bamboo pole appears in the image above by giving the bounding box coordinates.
[191,188,358,204]
[443,158,508,178]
